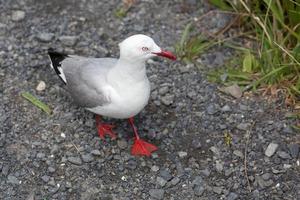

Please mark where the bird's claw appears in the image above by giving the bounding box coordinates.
[131,138,158,157]
[97,124,117,140]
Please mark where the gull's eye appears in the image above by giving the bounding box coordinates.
[142,47,149,51]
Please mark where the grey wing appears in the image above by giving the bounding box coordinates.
[61,56,117,108]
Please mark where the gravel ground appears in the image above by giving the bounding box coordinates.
[1,0,299,199]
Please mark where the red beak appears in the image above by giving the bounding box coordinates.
[152,50,177,60]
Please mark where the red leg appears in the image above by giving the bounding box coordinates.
[128,117,158,156]
[96,115,117,140]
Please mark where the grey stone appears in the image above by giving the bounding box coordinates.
[156,177,167,187]
[117,139,128,150]
[239,104,250,111]
[277,151,291,159]
[178,151,187,158]
[82,154,94,162]
[288,144,299,158]
[192,176,203,186]
[212,186,223,194]
[41,175,50,183]
[262,173,271,180]
[224,168,233,177]
[65,181,72,188]
[126,160,137,170]
[59,36,78,46]
[36,152,45,159]
[233,150,244,158]
[256,175,274,188]
[68,156,82,165]
[149,189,165,200]
[91,149,101,156]
[210,146,220,156]
[48,167,56,173]
[161,94,175,106]
[25,191,35,200]
[237,123,251,131]
[151,165,160,172]
[282,126,294,134]
[159,169,172,181]
[265,143,278,157]
[158,86,169,95]
[36,33,54,42]
[219,124,227,130]
[252,189,260,199]
[224,84,242,98]
[7,175,19,184]
[194,185,205,196]
[12,10,25,21]
[227,192,238,200]
[207,104,218,115]
[215,160,223,172]
[170,177,180,185]
[192,139,202,149]
[221,105,231,112]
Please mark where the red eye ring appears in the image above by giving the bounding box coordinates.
[142,47,149,51]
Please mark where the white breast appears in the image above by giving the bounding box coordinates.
[87,79,150,119]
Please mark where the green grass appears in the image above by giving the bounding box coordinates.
[177,0,300,105]
[211,0,300,100]
[21,92,52,115]
[175,23,216,63]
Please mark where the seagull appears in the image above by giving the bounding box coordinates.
[48,34,176,156]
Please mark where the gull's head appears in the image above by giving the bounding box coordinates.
[119,34,176,62]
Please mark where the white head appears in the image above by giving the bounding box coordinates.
[119,34,176,62]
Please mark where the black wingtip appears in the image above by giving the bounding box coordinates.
[48,48,68,63]
[48,48,69,84]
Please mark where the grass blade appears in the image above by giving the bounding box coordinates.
[21,92,52,115]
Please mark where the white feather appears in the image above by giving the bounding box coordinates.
[57,66,67,83]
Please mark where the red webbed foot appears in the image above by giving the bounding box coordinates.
[96,115,117,140]
[128,117,158,157]
[97,124,117,140]
[131,138,158,156]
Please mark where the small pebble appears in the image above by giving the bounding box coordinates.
[151,165,160,172]
[41,175,50,183]
[212,186,223,194]
[159,169,172,181]
[82,154,94,162]
[227,192,238,200]
[7,175,19,184]
[59,36,78,46]
[265,143,279,157]
[36,33,54,42]
[233,150,244,158]
[161,94,174,106]
[117,139,128,150]
[68,157,82,165]
[237,123,251,131]
[12,10,25,21]
[48,167,56,173]
[91,150,101,156]
[36,81,46,91]
[149,189,165,200]
[288,144,299,159]
[277,151,291,159]
[156,177,167,187]
[193,185,205,196]
[170,177,180,186]
[221,105,231,112]
[224,84,242,98]
[178,151,187,158]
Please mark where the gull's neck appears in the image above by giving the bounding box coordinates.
[108,57,148,85]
